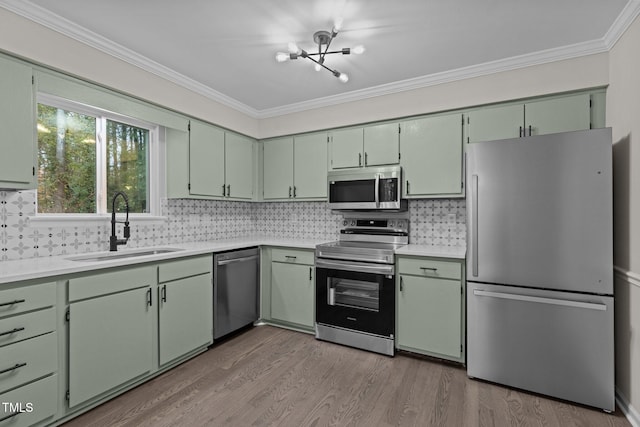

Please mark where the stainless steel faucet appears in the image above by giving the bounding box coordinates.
[110,191,130,251]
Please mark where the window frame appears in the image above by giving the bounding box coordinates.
[33,93,165,221]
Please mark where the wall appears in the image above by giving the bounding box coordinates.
[258,53,610,138]
[608,12,640,424]
[0,190,465,261]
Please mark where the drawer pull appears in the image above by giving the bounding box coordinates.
[0,362,27,375]
[0,411,21,422]
[420,267,438,272]
[0,299,26,308]
[285,256,297,261]
[0,327,25,337]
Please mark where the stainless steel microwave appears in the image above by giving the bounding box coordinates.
[327,166,408,211]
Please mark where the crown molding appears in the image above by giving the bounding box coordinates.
[2,0,640,120]
[0,0,261,117]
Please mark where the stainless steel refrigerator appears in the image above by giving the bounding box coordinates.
[466,128,614,412]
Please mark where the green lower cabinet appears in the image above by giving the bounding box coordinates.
[68,286,154,408]
[159,273,213,366]
[0,374,58,427]
[396,257,465,362]
[270,261,314,329]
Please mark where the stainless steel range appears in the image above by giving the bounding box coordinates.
[315,217,408,356]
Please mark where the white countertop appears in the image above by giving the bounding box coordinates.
[0,238,465,285]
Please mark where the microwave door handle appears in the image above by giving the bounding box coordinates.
[375,173,380,208]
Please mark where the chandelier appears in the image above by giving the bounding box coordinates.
[275,19,364,83]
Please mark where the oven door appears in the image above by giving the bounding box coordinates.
[315,259,395,337]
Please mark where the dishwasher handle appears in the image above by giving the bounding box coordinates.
[216,254,259,266]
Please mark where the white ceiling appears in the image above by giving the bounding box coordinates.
[1,0,638,118]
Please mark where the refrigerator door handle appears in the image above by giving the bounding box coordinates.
[472,289,607,311]
[471,174,479,277]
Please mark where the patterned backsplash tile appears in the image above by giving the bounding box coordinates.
[0,190,466,261]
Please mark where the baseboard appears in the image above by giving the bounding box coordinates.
[617,389,640,427]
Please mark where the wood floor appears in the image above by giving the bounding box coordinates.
[63,326,630,427]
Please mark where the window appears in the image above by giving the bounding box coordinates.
[36,95,157,215]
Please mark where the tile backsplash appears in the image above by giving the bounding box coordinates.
[0,190,465,261]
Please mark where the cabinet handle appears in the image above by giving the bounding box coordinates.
[420,267,438,272]
[0,299,25,307]
[0,411,21,423]
[406,180,410,195]
[529,125,532,137]
[285,255,297,262]
[400,276,404,292]
[227,184,231,197]
[519,126,523,137]
[293,186,297,198]
[161,285,167,303]
[364,152,368,166]
[222,184,226,197]
[0,327,24,337]
[0,362,27,375]
[359,153,362,166]
[309,267,312,281]
[146,288,152,307]
[289,186,292,198]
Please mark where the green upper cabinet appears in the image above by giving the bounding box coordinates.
[330,127,363,169]
[400,113,463,198]
[225,132,254,199]
[189,120,225,197]
[330,123,399,169]
[263,137,294,199]
[293,132,328,199]
[466,104,523,143]
[263,133,327,200]
[524,93,591,136]
[466,91,601,143]
[187,120,254,200]
[0,56,35,189]
[363,122,400,166]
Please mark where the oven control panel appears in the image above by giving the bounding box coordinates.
[341,218,408,233]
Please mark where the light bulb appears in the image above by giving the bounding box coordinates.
[352,45,365,55]
[287,42,300,54]
[315,64,321,72]
[275,52,289,62]
[338,72,349,83]
[333,17,343,32]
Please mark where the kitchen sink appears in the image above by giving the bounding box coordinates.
[67,247,184,262]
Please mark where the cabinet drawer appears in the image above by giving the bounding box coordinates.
[158,255,211,283]
[397,257,461,280]
[0,374,57,427]
[271,248,314,265]
[0,283,55,319]
[69,266,154,302]
[0,332,57,394]
[0,308,55,347]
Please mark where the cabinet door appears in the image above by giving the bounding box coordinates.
[363,122,399,166]
[271,262,314,328]
[225,133,254,199]
[397,274,461,359]
[68,287,153,407]
[189,120,225,197]
[0,56,34,189]
[330,128,363,169]
[294,133,328,199]
[159,274,212,366]
[466,104,524,143]
[400,114,463,197]
[263,137,294,200]
[525,93,591,136]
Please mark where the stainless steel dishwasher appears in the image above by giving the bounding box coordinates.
[213,247,260,339]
